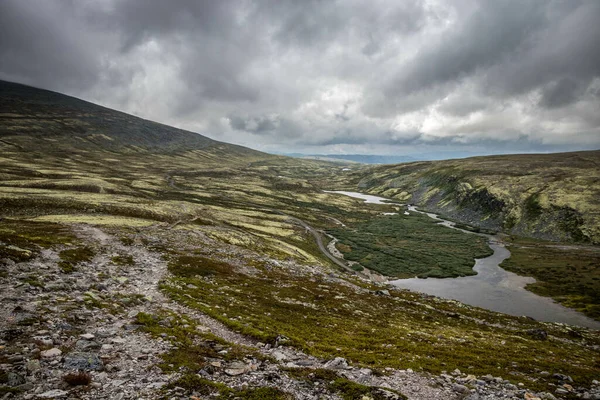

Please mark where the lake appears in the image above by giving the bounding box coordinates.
[324,190,600,329]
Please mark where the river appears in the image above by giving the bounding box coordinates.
[325,190,600,329]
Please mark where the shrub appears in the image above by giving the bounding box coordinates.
[63,371,92,386]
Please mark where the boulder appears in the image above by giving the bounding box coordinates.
[63,352,103,371]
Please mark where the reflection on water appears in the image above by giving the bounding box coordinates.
[323,190,398,204]
[324,191,600,329]
[391,243,600,329]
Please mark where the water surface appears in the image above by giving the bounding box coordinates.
[324,190,600,329]
[323,190,397,205]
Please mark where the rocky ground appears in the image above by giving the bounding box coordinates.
[1,223,599,399]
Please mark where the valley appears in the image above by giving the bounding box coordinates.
[1,81,600,399]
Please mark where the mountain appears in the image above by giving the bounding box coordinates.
[338,151,600,243]
[0,80,265,159]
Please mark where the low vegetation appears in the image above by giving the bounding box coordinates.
[1,80,599,398]
[501,237,600,320]
[161,253,600,392]
[58,246,96,273]
[163,374,291,399]
[286,368,407,400]
[135,310,264,373]
[0,219,74,262]
[337,151,600,243]
[328,213,492,278]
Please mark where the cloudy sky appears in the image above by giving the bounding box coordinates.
[1,0,599,157]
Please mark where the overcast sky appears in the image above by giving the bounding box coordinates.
[1,0,599,157]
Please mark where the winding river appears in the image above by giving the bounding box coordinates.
[325,191,600,329]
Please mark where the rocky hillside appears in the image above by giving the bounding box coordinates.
[340,151,600,243]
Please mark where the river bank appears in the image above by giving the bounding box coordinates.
[324,191,600,329]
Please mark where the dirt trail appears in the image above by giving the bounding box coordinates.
[77,224,459,400]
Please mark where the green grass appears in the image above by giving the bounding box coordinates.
[501,237,600,320]
[161,257,600,392]
[328,213,493,278]
[58,246,95,273]
[0,387,22,395]
[0,219,75,261]
[111,254,135,266]
[168,255,234,278]
[135,310,265,373]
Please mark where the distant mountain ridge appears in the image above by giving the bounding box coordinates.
[343,151,600,243]
[286,152,495,164]
[290,154,418,164]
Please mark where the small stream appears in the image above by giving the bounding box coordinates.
[325,191,600,329]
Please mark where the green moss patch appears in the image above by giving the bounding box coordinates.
[135,311,263,373]
[0,219,75,261]
[58,246,95,273]
[329,213,493,278]
[168,255,234,278]
[111,254,135,266]
[501,237,600,320]
[160,262,600,391]
[163,374,290,399]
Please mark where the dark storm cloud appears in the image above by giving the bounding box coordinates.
[260,0,429,50]
[228,115,279,135]
[0,0,598,155]
[367,1,600,117]
[390,1,547,94]
[0,1,104,91]
[102,0,235,50]
[539,78,586,109]
[483,1,600,101]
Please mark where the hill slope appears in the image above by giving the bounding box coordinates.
[336,151,600,243]
[0,80,264,158]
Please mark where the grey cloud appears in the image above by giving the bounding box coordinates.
[303,129,558,151]
[483,1,600,100]
[262,0,430,50]
[368,1,600,118]
[227,114,303,140]
[438,96,491,117]
[539,78,586,109]
[101,0,238,51]
[0,0,598,156]
[385,1,546,95]
[335,103,352,122]
[0,1,105,92]
[229,115,278,134]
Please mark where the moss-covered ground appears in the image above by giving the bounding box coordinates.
[501,237,600,320]
[328,213,493,278]
[285,368,407,400]
[161,251,600,392]
[1,149,599,394]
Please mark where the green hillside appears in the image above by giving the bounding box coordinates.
[335,151,600,244]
